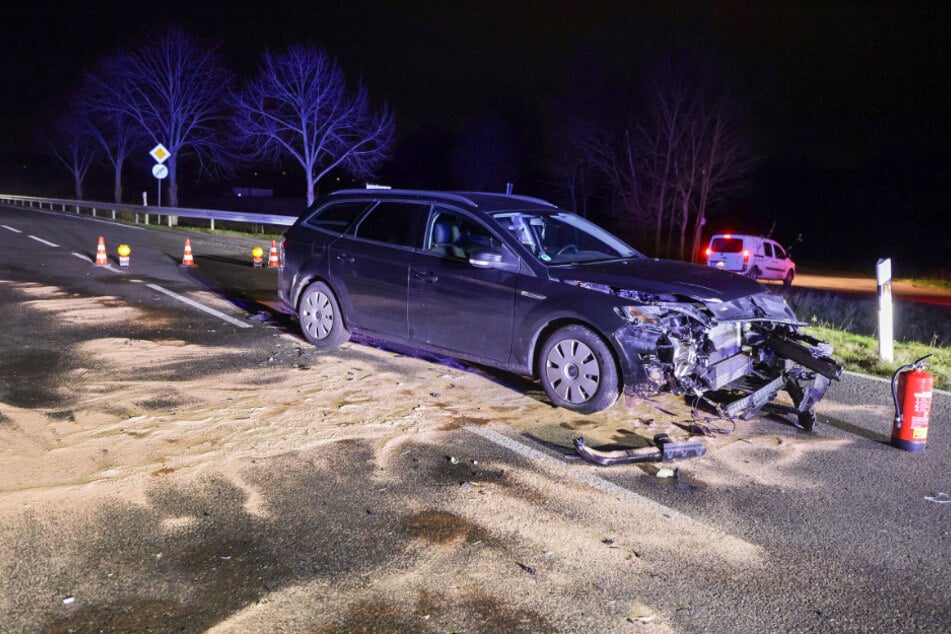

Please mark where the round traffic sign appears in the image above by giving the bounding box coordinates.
[152,163,169,180]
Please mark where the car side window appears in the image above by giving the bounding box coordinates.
[304,201,371,234]
[774,244,787,259]
[763,243,774,258]
[355,202,430,248]
[427,208,501,260]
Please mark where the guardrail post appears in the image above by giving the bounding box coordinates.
[210,218,215,230]
[92,207,97,218]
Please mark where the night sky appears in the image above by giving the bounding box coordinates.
[2,1,949,269]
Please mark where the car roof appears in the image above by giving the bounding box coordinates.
[326,188,559,213]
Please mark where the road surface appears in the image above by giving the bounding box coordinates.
[0,205,948,633]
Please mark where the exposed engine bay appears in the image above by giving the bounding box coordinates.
[611,289,842,430]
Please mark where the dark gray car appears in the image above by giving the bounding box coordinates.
[278,189,840,428]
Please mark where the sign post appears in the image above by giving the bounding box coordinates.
[149,143,170,212]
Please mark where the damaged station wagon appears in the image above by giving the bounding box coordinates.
[278,190,841,430]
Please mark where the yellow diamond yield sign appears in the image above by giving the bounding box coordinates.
[150,143,170,164]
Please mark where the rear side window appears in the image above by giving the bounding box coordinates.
[710,237,743,253]
[355,202,430,248]
[763,243,774,257]
[304,202,371,233]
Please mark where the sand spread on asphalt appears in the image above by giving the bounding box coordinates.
[0,280,854,632]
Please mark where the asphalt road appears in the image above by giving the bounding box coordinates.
[1,204,948,633]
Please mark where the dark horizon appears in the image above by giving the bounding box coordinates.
[2,1,948,270]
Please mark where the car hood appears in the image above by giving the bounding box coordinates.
[552,258,763,302]
[552,258,800,323]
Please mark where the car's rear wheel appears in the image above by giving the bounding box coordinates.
[783,269,795,287]
[299,281,350,349]
[747,266,761,280]
[539,325,619,414]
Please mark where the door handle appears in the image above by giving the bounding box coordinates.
[413,269,438,282]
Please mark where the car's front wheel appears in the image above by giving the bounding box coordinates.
[539,325,619,414]
[783,269,795,287]
[298,281,350,349]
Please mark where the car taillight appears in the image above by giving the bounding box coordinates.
[743,249,750,265]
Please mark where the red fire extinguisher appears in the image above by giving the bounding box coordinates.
[891,355,934,452]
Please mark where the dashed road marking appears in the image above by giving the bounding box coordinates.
[1,224,22,233]
[465,426,698,524]
[71,252,122,272]
[147,283,251,329]
[28,235,59,247]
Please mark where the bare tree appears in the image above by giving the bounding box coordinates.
[45,102,96,200]
[109,28,234,207]
[558,55,753,258]
[547,107,603,216]
[82,56,142,203]
[639,58,698,255]
[233,47,394,206]
[685,97,754,261]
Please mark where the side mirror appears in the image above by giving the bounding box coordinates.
[469,250,503,269]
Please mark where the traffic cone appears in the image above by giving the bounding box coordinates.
[180,239,196,267]
[94,236,109,266]
[267,240,280,268]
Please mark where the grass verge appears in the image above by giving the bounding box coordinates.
[785,290,950,391]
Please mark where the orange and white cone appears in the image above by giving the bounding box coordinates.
[180,238,196,267]
[267,240,280,268]
[94,236,109,266]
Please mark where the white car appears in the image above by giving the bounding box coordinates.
[705,234,796,286]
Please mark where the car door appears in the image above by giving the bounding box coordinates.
[772,242,793,276]
[407,207,517,363]
[328,201,429,338]
[760,241,777,279]
[763,241,789,279]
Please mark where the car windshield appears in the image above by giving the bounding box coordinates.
[491,211,642,265]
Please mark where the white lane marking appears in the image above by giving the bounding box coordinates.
[28,235,59,247]
[71,252,122,272]
[2,224,22,233]
[465,426,698,525]
[146,283,251,329]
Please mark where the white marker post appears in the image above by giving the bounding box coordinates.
[876,258,893,362]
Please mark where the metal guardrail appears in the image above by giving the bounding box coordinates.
[0,194,298,230]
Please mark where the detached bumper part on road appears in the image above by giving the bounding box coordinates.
[574,434,707,466]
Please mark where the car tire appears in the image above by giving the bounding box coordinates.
[747,266,761,280]
[539,324,619,414]
[783,269,795,287]
[298,281,350,349]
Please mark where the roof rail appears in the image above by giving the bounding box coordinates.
[328,188,478,207]
[456,191,558,208]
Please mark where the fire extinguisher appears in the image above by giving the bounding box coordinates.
[891,354,934,452]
